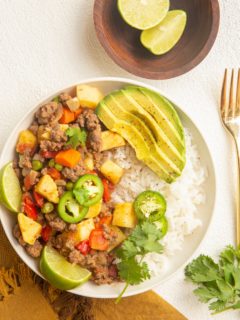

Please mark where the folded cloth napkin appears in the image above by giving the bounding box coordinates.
[0,224,187,320]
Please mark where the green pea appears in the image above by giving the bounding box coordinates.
[55,163,63,171]
[48,159,55,167]
[66,182,74,191]
[32,160,43,171]
[41,202,54,214]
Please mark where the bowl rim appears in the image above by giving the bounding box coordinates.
[93,0,220,80]
[0,76,217,298]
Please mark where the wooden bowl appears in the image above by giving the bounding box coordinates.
[93,0,220,80]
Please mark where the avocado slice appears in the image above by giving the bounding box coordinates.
[124,86,185,145]
[98,94,181,179]
[97,102,174,183]
[118,89,185,170]
[96,87,186,183]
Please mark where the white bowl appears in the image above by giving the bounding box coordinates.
[0,77,216,298]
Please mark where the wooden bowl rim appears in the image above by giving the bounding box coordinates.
[93,0,220,80]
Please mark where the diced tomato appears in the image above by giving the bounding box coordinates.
[108,264,118,278]
[33,190,44,208]
[24,174,32,191]
[89,230,109,251]
[24,203,38,220]
[47,167,61,180]
[22,193,34,206]
[40,151,58,159]
[95,214,112,229]
[41,225,52,242]
[16,143,33,154]
[75,240,91,255]
[102,179,111,202]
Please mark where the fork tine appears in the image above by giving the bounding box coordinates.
[229,69,235,117]
[221,69,228,119]
[236,69,240,116]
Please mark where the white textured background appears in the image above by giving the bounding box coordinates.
[0,1,239,319]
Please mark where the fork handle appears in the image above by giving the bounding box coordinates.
[234,138,240,246]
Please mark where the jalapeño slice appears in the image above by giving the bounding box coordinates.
[133,190,166,222]
[58,191,89,223]
[155,216,168,238]
[73,174,103,207]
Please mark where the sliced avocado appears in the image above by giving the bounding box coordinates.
[118,89,185,170]
[98,94,181,179]
[97,102,174,183]
[124,86,185,145]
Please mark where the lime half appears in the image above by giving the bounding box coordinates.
[118,0,170,30]
[0,162,22,212]
[140,10,187,55]
[40,246,91,290]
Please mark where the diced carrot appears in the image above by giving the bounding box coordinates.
[89,230,109,251]
[74,108,83,119]
[55,149,81,168]
[95,214,112,229]
[47,168,61,180]
[59,107,75,124]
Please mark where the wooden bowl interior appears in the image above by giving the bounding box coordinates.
[94,0,218,78]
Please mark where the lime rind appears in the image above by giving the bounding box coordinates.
[140,10,187,55]
[40,246,91,290]
[118,0,170,30]
[0,162,22,212]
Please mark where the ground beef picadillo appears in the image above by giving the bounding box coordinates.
[13,90,121,285]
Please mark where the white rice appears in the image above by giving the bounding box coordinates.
[107,129,207,277]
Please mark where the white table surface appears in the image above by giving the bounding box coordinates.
[0,1,239,319]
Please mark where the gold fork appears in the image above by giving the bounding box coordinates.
[221,69,240,246]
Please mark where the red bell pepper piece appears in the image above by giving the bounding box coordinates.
[89,230,109,251]
[47,167,61,180]
[75,240,91,255]
[33,190,44,208]
[95,214,113,229]
[41,225,52,242]
[40,150,58,159]
[23,194,38,220]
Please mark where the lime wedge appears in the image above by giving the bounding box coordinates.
[140,10,187,55]
[40,246,91,290]
[118,0,170,30]
[0,162,22,212]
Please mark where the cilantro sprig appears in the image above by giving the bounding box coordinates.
[185,245,240,314]
[66,127,87,149]
[115,221,164,303]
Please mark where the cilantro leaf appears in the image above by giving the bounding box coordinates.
[73,188,89,205]
[66,127,87,149]
[117,257,150,285]
[185,245,240,314]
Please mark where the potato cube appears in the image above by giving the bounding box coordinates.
[112,203,137,228]
[76,218,95,241]
[101,131,126,151]
[76,85,103,109]
[16,130,37,154]
[66,97,80,111]
[37,126,51,142]
[84,155,94,171]
[107,226,126,252]
[100,160,124,184]
[18,213,42,245]
[35,174,59,203]
[85,200,102,219]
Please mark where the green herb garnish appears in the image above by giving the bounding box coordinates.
[66,127,87,149]
[185,245,240,314]
[115,221,164,303]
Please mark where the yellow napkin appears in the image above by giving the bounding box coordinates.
[0,224,187,320]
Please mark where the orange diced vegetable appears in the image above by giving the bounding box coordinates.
[74,108,83,119]
[89,229,109,251]
[47,167,61,180]
[95,214,112,229]
[59,107,75,124]
[55,149,81,168]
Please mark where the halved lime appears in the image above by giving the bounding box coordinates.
[40,246,91,290]
[118,0,170,30]
[140,10,187,55]
[0,162,22,212]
